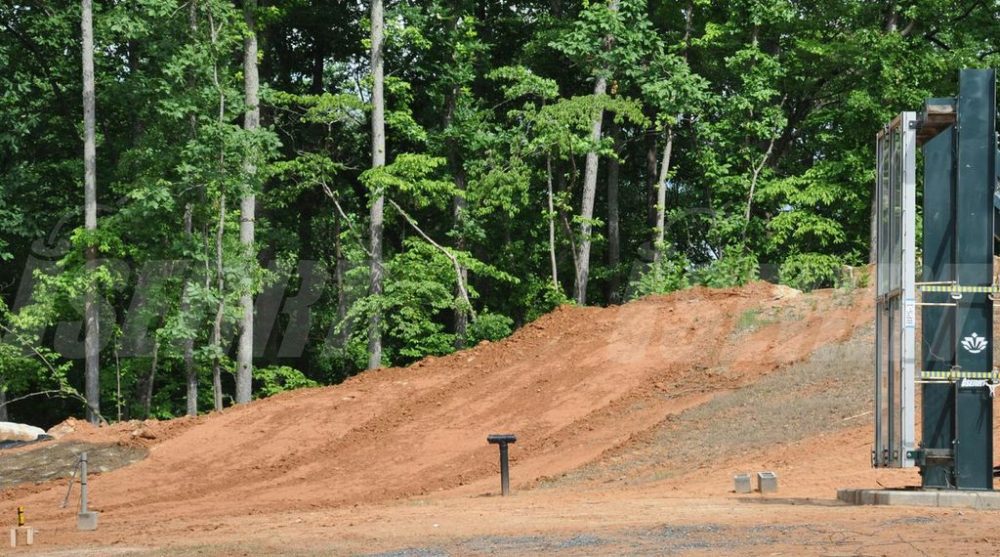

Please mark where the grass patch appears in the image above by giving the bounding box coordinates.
[736,308,778,333]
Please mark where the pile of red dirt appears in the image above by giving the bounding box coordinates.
[2,281,872,527]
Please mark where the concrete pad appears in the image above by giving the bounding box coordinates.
[838,488,1000,509]
[77,511,99,531]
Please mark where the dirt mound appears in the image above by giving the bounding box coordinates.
[2,281,872,529]
[47,416,201,448]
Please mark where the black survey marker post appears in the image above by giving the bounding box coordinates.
[487,434,517,496]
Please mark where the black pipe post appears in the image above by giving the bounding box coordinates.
[487,434,517,496]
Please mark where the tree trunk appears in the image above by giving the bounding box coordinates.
[445,69,468,347]
[211,194,226,412]
[870,187,878,264]
[236,0,260,405]
[81,0,100,425]
[743,135,778,232]
[310,44,325,94]
[183,204,197,416]
[334,214,348,346]
[653,127,674,263]
[208,11,226,412]
[184,0,199,417]
[452,167,468,348]
[367,0,386,370]
[572,0,619,305]
[546,154,559,290]
[573,82,608,305]
[139,340,159,419]
[645,132,658,230]
[0,386,8,422]
[606,121,621,304]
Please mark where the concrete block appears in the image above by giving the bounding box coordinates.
[756,471,778,494]
[881,490,933,507]
[838,488,1000,509]
[858,490,877,505]
[936,491,975,508]
[9,527,35,547]
[733,473,752,494]
[77,511,99,531]
[975,493,1000,509]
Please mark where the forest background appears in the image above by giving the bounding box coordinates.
[1,0,996,426]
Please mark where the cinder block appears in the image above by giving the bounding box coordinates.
[756,471,778,494]
[77,511,99,531]
[733,473,752,494]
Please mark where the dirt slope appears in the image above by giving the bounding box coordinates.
[2,282,872,529]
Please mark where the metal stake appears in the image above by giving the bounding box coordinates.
[80,452,88,513]
[487,434,517,496]
[499,443,510,496]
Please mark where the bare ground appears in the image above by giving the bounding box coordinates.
[6,281,999,556]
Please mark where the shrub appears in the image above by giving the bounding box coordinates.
[254,366,319,398]
[692,248,759,288]
[629,254,690,298]
[780,253,842,291]
[467,312,514,344]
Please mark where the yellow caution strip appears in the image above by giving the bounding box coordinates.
[920,370,1000,380]
[919,285,1000,293]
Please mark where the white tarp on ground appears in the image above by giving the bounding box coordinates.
[0,422,46,442]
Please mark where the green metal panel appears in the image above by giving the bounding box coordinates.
[916,70,996,490]
[953,69,995,490]
[921,125,957,488]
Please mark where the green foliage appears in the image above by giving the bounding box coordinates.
[2,0,997,426]
[254,366,320,399]
[520,280,572,323]
[466,312,514,345]
[692,249,760,289]
[629,254,690,298]
[780,253,843,292]
[0,299,88,420]
[361,153,452,207]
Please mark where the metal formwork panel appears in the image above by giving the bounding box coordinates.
[921,125,957,487]
[951,69,995,490]
[873,112,917,468]
[917,69,996,490]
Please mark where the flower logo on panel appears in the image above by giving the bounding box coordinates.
[962,332,988,354]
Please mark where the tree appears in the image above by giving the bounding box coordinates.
[81,0,100,425]
[572,0,619,305]
[236,0,260,405]
[367,0,386,370]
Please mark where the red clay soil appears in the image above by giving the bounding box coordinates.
[1,281,874,549]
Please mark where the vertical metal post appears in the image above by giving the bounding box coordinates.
[873,112,917,468]
[76,450,98,531]
[80,452,88,513]
[900,112,917,467]
[499,443,510,496]
[487,434,517,496]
